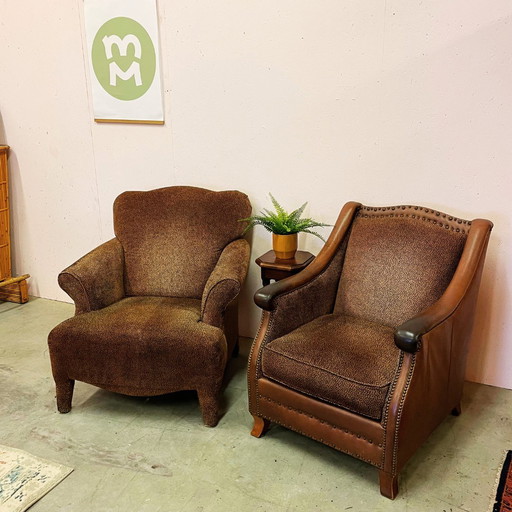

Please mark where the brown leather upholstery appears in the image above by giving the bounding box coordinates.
[48,186,251,427]
[248,202,492,498]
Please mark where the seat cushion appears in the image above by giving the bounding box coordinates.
[48,297,227,395]
[261,314,400,420]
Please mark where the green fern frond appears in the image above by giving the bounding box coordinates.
[239,194,331,241]
[288,202,308,225]
[269,193,286,218]
[301,229,327,242]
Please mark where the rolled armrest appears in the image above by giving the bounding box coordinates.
[201,239,250,328]
[395,219,492,353]
[255,201,360,311]
[58,238,125,315]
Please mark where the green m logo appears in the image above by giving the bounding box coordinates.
[91,17,156,101]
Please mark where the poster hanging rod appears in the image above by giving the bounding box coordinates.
[95,119,164,125]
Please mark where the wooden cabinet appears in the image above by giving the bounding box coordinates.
[0,145,29,303]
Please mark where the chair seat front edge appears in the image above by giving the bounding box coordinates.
[256,377,385,468]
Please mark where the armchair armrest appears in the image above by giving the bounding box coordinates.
[201,239,250,328]
[395,219,492,353]
[252,202,360,340]
[58,238,125,315]
[255,201,360,311]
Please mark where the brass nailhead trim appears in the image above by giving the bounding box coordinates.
[258,401,382,468]
[391,358,416,474]
[261,395,379,446]
[380,352,404,468]
[359,205,471,232]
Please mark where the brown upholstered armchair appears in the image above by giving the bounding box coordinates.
[248,202,492,498]
[48,186,251,427]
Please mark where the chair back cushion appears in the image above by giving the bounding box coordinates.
[334,206,468,327]
[114,186,251,298]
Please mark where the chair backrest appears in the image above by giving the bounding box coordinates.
[113,186,251,298]
[334,205,469,327]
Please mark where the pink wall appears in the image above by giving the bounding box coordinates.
[0,1,510,388]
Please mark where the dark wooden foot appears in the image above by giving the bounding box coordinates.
[451,403,462,416]
[250,415,271,438]
[379,470,399,499]
[198,389,221,427]
[232,341,240,358]
[56,379,74,413]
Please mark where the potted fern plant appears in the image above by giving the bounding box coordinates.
[240,194,330,259]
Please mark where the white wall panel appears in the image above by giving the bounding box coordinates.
[0,0,510,388]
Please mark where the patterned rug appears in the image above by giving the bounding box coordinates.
[0,445,73,512]
[491,450,512,512]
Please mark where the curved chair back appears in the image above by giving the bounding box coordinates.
[335,206,469,327]
[114,186,251,298]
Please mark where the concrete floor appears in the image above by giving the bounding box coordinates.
[1,298,511,512]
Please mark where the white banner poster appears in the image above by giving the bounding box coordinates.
[84,0,164,124]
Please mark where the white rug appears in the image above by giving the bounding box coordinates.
[0,445,73,512]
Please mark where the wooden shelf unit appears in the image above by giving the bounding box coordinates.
[0,146,11,281]
[0,145,29,303]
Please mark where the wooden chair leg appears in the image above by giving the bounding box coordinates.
[198,388,221,427]
[56,379,74,413]
[232,340,240,358]
[451,403,462,416]
[379,470,399,499]
[251,415,271,438]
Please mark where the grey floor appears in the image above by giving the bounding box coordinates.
[1,298,511,512]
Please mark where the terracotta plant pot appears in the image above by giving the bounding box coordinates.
[272,233,298,260]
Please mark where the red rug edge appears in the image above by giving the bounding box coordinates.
[493,450,512,512]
